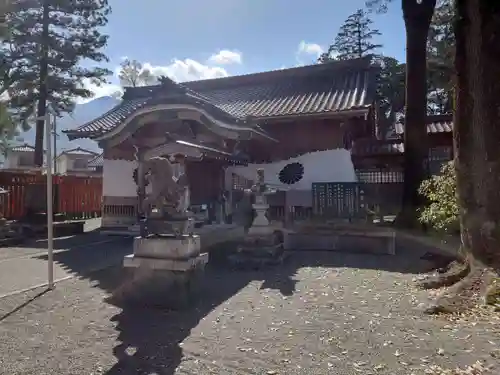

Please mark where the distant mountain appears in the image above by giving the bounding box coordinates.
[14,96,121,153]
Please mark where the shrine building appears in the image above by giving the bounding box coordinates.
[64,56,381,232]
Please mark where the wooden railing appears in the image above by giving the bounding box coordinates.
[0,171,102,220]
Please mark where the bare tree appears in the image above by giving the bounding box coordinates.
[118,59,156,87]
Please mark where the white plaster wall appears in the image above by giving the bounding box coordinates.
[56,156,68,174]
[3,151,47,170]
[103,159,138,197]
[3,152,20,169]
[67,154,95,170]
[226,149,356,207]
[227,149,356,191]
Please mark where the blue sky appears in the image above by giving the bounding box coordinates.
[89,0,406,97]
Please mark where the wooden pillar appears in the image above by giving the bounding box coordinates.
[136,148,147,237]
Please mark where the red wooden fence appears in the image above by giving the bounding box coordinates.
[0,171,102,220]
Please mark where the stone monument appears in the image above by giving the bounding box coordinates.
[122,153,207,309]
[229,168,286,269]
[247,168,272,236]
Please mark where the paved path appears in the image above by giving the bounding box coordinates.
[0,250,498,374]
[0,232,131,296]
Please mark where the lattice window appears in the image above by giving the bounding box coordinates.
[356,168,404,183]
[232,173,251,190]
[428,146,453,175]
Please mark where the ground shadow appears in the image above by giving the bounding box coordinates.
[259,245,439,296]
[34,236,132,279]
[89,245,441,375]
[78,263,257,375]
[21,228,105,250]
[25,223,450,374]
[0,288,50,322]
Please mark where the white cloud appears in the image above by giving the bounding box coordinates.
[296,41,324,65]
[208,50,242,65]
[81,56,232,103]
[84,81,122,99]
[297,41,324,57]
[142,59,229,81]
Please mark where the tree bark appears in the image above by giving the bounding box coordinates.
[397,0,436,228]
[426,0,500,314]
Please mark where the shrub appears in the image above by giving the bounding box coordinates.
[418,161,459,233]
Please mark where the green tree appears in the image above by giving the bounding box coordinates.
[118,59,156,87]
[319,8,400,138]
[418,161,459,232]
[3,0,112,166]
[374,56,406,138]
[0,0,9,37]
[367,0,437,228]
[0,0,28,150]
[427,0,454,114]
[320,9,382,62]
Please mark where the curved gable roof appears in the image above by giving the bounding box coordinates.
[65,57,377,140]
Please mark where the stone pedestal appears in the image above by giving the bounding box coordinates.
[122,234,208,309]
[133,235,201,259]
[229,191,287,269]
[229,230,287,269]
[248,202,272,236]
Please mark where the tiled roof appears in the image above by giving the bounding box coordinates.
[394,114,453,135]
[351,138,404,157]
[10,143,36,152]
[65,57,376,140]
[60,147,99,156]
[88,153,103,167]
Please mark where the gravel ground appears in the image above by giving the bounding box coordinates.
[0,235,131,296]
[0,250,498,375]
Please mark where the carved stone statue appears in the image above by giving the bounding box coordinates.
[140,154,193,236]
[249,168,276,204]
[251,168,263,192]
[141,154,189,216]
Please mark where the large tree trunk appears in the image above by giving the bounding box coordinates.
[396,0,436,228]
[425,0,500,314]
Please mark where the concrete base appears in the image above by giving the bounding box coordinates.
[119,258,206,309]
[247,225,274,236]
[284,229,396,255]
[133,235,200,260]
[120,253,208,309]
[123,252,208,270]
[101,223,245,252]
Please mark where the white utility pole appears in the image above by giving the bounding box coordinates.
[38,112,54,289]
[46,113,54,289]
[53,115,57,174]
